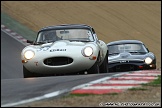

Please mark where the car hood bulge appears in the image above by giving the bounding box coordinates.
[23,40,95,53]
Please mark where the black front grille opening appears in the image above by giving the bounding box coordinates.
[110,64,139,72]
[44,57,73,66]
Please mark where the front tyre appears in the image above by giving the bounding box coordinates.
[23,66,42,78]
[87,61,100,74]
[99,51,109,73]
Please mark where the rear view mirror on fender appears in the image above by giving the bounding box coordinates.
[27,40,34,44]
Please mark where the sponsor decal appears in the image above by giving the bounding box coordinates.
[37,46,50,51]
[50,49,66,52]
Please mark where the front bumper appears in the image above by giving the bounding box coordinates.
[108,60,156,72]
[22,54,97,74]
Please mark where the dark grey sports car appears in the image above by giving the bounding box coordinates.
[107,40,156,72]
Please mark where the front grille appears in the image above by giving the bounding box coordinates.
[128,60,144,63]
[110,64,139,72]
[44,57,73,66]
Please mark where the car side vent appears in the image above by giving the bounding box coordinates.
[44,57,73,66]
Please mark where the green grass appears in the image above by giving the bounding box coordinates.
[142,75,161,87]
[1,12,37,40]
[128,87,148,91]
[104,93,118,95]
[129,75,161,91]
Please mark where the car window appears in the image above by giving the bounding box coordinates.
[56,29,94,41]
[36,29,94,43]
[36,30,62,43]
[108,43,148,54]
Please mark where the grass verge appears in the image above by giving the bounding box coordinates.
[128,75,161,91]
[142,75,161,87]
[1,12,37,40]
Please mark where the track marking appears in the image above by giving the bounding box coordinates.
[1,89,69,107]
[71,70,161,94]
[1,24,29,46]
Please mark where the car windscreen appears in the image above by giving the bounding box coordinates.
[108,43,148,55]
[35,29,94,44]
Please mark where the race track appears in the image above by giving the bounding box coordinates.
[1,1,161,107]
[1,29,121,106]
[1,31,24,79]
[1,29,160,107]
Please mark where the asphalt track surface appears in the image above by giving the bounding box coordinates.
[1,30,120,107]
[1,31,24,79]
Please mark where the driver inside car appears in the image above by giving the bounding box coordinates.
[43,31,61,42]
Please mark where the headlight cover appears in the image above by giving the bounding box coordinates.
[144,57,152,64]
[82,46,93,57]
[24,50,35,60]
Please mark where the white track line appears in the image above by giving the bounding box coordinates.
[1,89,69,107]
[82,85,140,89]
[102,80,150,84]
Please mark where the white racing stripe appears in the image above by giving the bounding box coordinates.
[82,85,140,89]
[102,80,149,84]
[71,72,130,91]
[115,76,157,80]
[71,77,112,90]
[124,73,161,76]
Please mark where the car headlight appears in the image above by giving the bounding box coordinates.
[144,57,152,64]
[24,50,35,60]
[82,46,93,57]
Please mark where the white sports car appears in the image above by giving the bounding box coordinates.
[21,24,108,78]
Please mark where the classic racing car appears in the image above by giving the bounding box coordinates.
[107,40,156,72]
[21,24,109,78]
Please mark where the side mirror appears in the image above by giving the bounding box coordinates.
[146,48,150,52]
[27,40,34,44]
